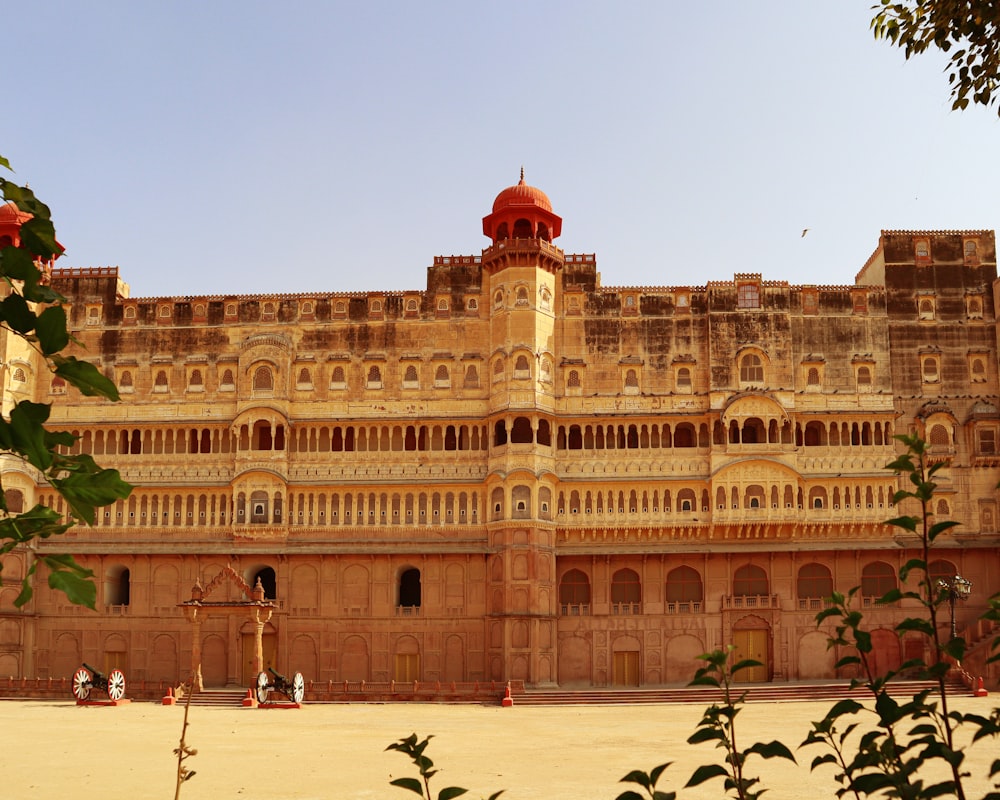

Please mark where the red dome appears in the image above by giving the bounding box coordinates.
[0,202,31,225]
[491,171,552,214]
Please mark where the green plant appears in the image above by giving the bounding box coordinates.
[386,733,503,800]
[0,155,132,608]
[802,433,1000,799]
[871,1,1000,114]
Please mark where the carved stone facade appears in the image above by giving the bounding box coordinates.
[1,179,998,688]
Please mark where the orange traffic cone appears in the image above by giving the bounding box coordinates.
[502,682,514,708]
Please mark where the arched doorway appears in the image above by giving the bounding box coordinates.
[732,615,770,683]
[612,635,641,686]
[240,621,277,685]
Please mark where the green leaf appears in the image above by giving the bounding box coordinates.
[35,305,69,355]
[18,216,62,260]
[746,740,797,762]
[437,787,467,800]
[0,292,36,334]
[619,770,651,789]
[684,764,729,787]
[0,245,42,286]
[51,355,120,400]
[9,400,53,470]
[389,777,424,796]
[45,557,96,609]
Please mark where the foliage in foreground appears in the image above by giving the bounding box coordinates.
[871,0,1000,114]
[392,436,1000,800]
[0,154,132,608]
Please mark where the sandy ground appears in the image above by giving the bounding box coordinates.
[1,696,997,800]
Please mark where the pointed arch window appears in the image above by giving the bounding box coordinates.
[253,366,273,391]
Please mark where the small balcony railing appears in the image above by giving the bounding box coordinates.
[665,600,703,614]
[611,602,642,615]
[560,603,591,616]
[722,594,779,610]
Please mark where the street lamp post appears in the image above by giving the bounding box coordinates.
[936,573,973,640]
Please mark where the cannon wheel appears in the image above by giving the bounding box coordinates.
[106,668,126,701]
[290,672,305,704]
[255,671,270,704]
[72,667,92,701]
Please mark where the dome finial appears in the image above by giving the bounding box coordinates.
[519,166,525,184]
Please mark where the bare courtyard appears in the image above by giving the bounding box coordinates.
[1,695,997,799]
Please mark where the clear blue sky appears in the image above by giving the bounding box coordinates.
[4,2,998,298]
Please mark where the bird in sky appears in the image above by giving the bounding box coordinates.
[801,228,809,238]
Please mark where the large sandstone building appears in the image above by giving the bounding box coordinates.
[0,177,998,689]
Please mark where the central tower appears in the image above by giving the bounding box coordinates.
[481,172,564,685]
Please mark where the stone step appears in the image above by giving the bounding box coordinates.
[514,679,971,706]
[184,689,251,707]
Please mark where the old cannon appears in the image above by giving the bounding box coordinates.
[254,666,304,704]
[72,663,126,702]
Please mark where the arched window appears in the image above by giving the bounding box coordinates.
[676,367,692,392]
[253,366,273,391]
[733,564,768,597]
[154,371,169,392]
[220,369,235,389]
[515,287,529,306]
[252,566,277,599]
[857,366,872,389]
[861,561,897,602]
[922,357,939,383]
[434,365,450,386]
[929,424,951,446]
[665,566,703,612]
[514,355,530,378]
[399,568,421,608]
[331,366,346,386]
[11,367,25,382]
[797,563,832,608]
[928,559,958,589]
[559,569,591,613]
[298,367,312,387]
[404,365,419,386]
[807,367,820,386]
[105,566,130,606]
[740,354,764,384]
[464,365,479,388]
[611,568,641,613]
[4,488,25,514]
[567,370,581,388]
[189,369,203,389]
[367,365,382,387]
[624,369,639,390]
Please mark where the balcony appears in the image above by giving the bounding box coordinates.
[560,603,591,616]
[722,594,779,610]
[666,600,703,614]
[611,602,642,615]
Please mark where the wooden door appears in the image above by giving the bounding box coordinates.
[394,653,420,682]
[732,629,768,683]
[241,632,276,685]
[613,651,640,686]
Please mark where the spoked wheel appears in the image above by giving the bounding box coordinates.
[106,669,126,701]
[290,672,305,704]
[255,671,270,704]
[72,667,92,701]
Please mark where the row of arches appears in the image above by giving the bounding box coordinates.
[556,559,960,614]
[63,423,494,456]
[60,416,896,459]
[556,419,895,451]
[36,489,487,529]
